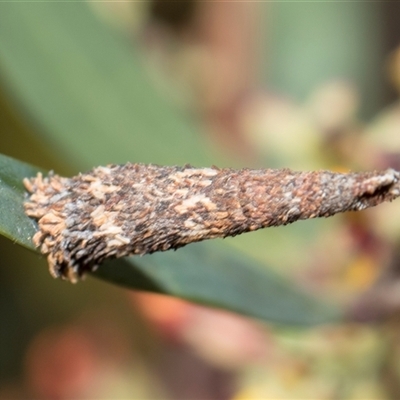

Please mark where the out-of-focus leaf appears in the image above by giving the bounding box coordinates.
[0,153,340,325]
[0,5,342,325]
[0,3,213,169]
[266,1,384,118]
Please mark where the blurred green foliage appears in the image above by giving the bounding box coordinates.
[267,2,385,118]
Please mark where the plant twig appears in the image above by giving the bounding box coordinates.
[23,164,400,283]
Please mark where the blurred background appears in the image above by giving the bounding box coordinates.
[2,1,400,398]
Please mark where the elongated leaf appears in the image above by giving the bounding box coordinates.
[0,3,212,169]
[98,245,340,326]
[0,6,341,325]
[0,153,340,325]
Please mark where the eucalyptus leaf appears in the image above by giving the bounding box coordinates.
[0,4,341,325]
[98,245,341,326]
[0,154,38,249]
[0,3,213,169]
[0,153,340,325]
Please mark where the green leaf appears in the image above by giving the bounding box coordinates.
[0,154,38,249]
[0,5,341,325]
[98,245,340,326]
[0,153,340,326]
[0,3,214,169]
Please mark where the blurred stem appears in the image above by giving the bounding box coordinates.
[380,316,400,399]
